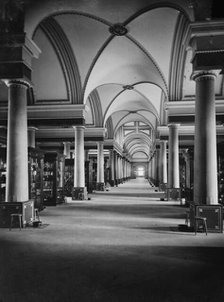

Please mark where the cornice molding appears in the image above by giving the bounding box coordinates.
[88,90,103,127]
[169,14,190,101]
[190,20,224,37]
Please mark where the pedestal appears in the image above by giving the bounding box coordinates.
[72,187,88,200]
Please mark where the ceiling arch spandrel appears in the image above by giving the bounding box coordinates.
[128,7,180,84]
[32,28,67,102]
[96,84,123,114]
[25,0,194,40]
[109,111,130,131]
[54,14,109,87]
[84,36,167,102]
[104,89,158,125]
[134,83,163,115]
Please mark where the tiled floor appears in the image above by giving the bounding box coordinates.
[1,178,224,302]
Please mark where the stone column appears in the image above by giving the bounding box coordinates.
[160,140,168,184]
[152,153,156,181]
[168,124,180,189]
[73,126,87,199]
[110,150,115,186]
[192,71,218,204]
[5,80,30,202]
[96,141,105,191]
[59,157,64,188]
[63,142,71,158]
[114,151,118,186]
[28,127,37,149]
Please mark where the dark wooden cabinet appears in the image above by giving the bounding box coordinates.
[64,158,74,197]
[0,147,6,202]
[43,153,64,206]
[218,144,224,205]
[0,200,34,228]
[28,148,44,211]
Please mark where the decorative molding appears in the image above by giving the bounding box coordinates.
[4,79,32,88]
[88,90,103,127]
[126,35,168,96]
[105,116,113,139]
[169,14,190,101]
[123,85,134,90]
[40,17,82,104]
[191,70,219,81]
[109,24,128,36]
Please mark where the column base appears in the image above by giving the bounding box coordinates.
[72,187,88,200]
[96,182,105,191]
[166,187,181,201]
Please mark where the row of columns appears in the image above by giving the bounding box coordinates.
[150,71,218,205]
[108,150,131,187]
[4,78,131,201]
[3,69,219,205]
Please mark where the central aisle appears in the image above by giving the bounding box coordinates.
[97,177,165,198]
[1,178,224,302]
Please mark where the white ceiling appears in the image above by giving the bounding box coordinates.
[1,0,224,158]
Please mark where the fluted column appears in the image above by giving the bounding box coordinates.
[5,80,30,202]
[96,141,105,191]
[168,124,180,189]
[192,71,218,204]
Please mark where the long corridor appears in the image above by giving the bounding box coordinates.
[1,178,224,302]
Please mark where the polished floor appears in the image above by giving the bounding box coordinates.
[1,178,224,302]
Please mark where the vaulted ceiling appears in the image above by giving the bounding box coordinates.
[0,0,224,159]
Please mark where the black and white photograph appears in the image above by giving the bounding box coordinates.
[0,0,224,301]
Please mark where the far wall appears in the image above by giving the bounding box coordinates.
[131,162,149,178]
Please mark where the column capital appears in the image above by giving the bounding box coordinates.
[28,126,38,131]
[160,139,168,144]
[3,79,32,88]
[97,141,104,146]
[168,123,180,129]
[73,125,85,130]
[191,70,220,82]
[63,141,71,146]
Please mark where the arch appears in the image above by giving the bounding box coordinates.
[87,90,103,126]
[38,17,82,104]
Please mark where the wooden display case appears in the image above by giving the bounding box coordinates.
[28,148,44,211]
[64,158,74,197]
[0,147,6,202]
[43,153,64,206]
[218,143,224,205]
